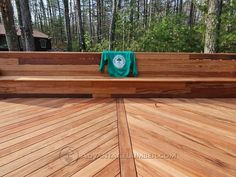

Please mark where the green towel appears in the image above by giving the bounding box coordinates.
[99,50,138,77]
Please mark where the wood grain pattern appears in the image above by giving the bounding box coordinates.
[116,99,137,177]
[0,98,120,177]
[0,58,18,65]
[0,98,235,176]
[124,98,236,177]
[0,52,235,97]
[93,159,120,177]
[0,78,235,97]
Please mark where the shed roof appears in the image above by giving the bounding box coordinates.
[0,24,49,38]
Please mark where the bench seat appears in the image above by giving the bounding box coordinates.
[0,76,236,82]
[0,76,235,98]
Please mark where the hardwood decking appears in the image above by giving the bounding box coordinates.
[0,98,235,177]
[1,52,236,98]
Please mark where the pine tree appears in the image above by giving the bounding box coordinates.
[19,0,35,51]
[0,0,20,51]
[204,0,222,53]
[109,0,117,50]
[63,0,72,51]
[96,0,102,43]
[15,0,26,50]
[76,0,86,51]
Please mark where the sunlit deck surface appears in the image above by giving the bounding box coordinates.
[0,98,235,177]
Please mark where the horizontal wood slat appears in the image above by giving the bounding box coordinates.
[0,52,101,60]
[0,52,235,97]
[0,79,235,97]
[1,76,236,82]
[189,53,236,60]
[19,58,100,65]
[0,58,19,65]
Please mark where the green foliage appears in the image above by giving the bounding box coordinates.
[31,0,236,52]
[107,1,236,52]
[72,38,80,51]
[42,0,235,52]
[112,5,236,53]
[114,15,203,52]
[141,15,201,52]
[219,1,236,52]
[88,39,109,52]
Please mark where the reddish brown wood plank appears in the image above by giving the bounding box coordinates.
[0,52,235,98]
[0,98,120,177]
[190,53,236,60]
[93,159,120,177]
[116,98,137,177]
[0,58,19,65]
[0,98,236,176]
[125,98,236,177]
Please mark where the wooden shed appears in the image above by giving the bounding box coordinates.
[0,24,51,51]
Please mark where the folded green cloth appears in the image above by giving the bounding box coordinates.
[99,50,138,77]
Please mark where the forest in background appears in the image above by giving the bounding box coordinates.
[0,0,236,52]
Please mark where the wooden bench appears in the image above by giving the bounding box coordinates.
[0,52,235,98]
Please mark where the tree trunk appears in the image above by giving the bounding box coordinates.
[47,0,54,44]
[38,13,44,31]
[100,0,103,40]
[0,0,20,51]
[118,0,122,10]
[82,0,86,29]
[204,0,222,53]
[179,0,183,13]
[46,0,53,27]
[227,0,233,32]
[73,0,78,36]
[96,0,102,43]
[69,0,74,34]
[143,0,148,27]
[40,0,48,29]
[109,0,117,50]
[19,0,35,51]
[15,0,26,50]
[137,0,140,20]
[149,0,153,27]
[33,0,40,30]
[63,0,72,51]
[57,0,64,43]
[188,0,195,27]
[76,0,86,51]
[166,0,170,16]
[176,0,179,13]
[130,0,135,38]
[88,0,93,45]
[216,0,223,52]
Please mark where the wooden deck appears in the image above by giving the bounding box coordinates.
[0,98,235,177]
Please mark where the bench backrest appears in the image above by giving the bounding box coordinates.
[0,52,235,77]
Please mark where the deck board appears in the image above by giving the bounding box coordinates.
[0,98,120,177]
[0,98,235,177]
[116,99,137,177]
[124,98,236,177]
